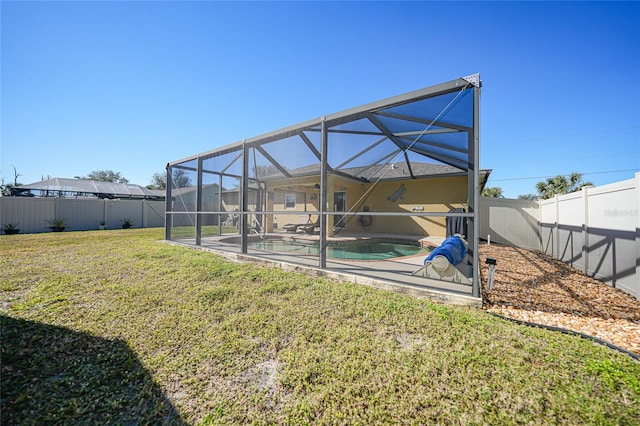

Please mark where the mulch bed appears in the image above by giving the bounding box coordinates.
[478,242,640,355]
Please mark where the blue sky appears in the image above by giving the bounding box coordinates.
[2,1,638,198]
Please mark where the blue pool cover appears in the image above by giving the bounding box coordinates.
[424,235,467,265]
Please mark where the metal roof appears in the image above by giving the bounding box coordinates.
[12,178,164,199]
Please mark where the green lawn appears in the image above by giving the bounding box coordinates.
[1,229,638,425]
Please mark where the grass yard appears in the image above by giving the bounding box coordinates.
[1,229,639,425]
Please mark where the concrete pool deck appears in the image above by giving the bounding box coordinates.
[165,232,481,307]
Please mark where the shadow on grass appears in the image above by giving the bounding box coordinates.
[1,315,186,425]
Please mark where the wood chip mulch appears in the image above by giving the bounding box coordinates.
[478,243,640,356]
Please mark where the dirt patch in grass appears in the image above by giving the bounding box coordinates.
[479,242,640,355]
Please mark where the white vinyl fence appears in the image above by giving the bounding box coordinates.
[539,174,639,299]
[479,196,540,250]
[0,197,165,233]
[480,173,639,299]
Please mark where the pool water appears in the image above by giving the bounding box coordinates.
[248,238,430,261]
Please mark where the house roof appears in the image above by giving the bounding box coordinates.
[259,162,491,189]
[12,178,164,200]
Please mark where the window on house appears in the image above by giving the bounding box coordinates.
[285,193,296,209]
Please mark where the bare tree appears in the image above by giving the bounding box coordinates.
[148,172,167,190]
[1,165,23,196]
[149,169,192,189]
[170,169,192,188]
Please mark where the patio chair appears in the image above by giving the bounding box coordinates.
[300,217,320,234]
[283,214,312,233]
[283,223,306,233]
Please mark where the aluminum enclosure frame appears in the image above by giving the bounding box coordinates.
[166,74,482,298]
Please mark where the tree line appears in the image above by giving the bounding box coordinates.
[75,169,192,189]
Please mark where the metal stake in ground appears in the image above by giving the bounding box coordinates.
[485,257,497,290]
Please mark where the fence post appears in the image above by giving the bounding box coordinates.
[554,194,560,259]
[635,172,640,299]
[55,197,61,225]
[582,186,589,276]
[537,198,542,252]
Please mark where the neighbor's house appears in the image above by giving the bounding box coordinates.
[11,178,164,200]
[2,178,166,233]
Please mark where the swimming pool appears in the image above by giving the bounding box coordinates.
[247,238,430,261]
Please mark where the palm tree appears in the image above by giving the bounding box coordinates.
[535,172,592,200]
[481,186,504,198]
[518,193,538,200]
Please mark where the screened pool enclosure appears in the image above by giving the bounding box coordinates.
[166,75,485,302]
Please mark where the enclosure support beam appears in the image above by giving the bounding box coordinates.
[195,157,203,246]
[165,164,172,241]
[255,145,292,178]
[471,85,481,298]
[241,141,249,254]
[335,136,388,170]
[319,117,328,269]
[353,149,401,178]
[403,151,414,177]
[298,131,322,162]
[367,113,416,178]
[217,173,223,237]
